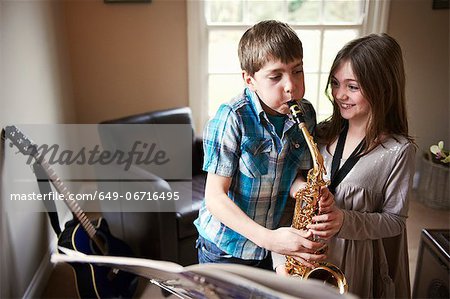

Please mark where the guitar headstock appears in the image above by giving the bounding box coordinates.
[4,126,39,159]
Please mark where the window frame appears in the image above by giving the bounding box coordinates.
[187,0,391,134]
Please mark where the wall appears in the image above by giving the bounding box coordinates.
[388,0,449,159]
[0,0,75,297]
[63,0,188,124]
[65,0,449,154]
[0,1,188,296]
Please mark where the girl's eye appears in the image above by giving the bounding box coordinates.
[348,84,360,91]
[330,79,339,88]
[294,69,303,74]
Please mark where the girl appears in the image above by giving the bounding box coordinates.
[276,33,416,299]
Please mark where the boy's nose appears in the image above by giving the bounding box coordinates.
[284,76,296,94]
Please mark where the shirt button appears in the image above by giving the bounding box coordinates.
[294,143,300,149]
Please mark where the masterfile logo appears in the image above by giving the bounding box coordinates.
[24,141,170,171]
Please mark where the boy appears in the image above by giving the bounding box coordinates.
[194,20,329,270]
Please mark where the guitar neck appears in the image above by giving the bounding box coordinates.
[39,159,104,249]
[4,126,106,254]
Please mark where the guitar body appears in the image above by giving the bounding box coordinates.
[58,217,138,299]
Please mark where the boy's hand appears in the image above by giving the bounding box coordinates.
[266,227,326,268]
[307,187,344,239]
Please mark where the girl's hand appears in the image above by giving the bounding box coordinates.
[307,187,344,239]
[318,187,335,214]
[308,209,344,239]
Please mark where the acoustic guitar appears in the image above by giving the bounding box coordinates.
[4,125,138,299]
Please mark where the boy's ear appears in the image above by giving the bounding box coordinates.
[242,70,257,91]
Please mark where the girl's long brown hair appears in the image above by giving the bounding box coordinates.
[318,33,414,152]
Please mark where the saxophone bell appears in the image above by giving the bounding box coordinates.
[305,264,348,295]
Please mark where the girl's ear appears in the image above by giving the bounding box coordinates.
[242,71,257,92]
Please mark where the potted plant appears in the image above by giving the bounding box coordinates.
[417,141,449,209]
[430,141,450,166]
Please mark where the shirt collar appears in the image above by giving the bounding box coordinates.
[245,88,266,123]
[245,87,297,132]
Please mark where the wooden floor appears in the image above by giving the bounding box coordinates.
[41,191,450,298]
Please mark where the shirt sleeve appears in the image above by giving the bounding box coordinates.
[202,104,241,177]
[337,142,416,240]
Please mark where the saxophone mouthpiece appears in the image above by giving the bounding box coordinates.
[287,100,305,124]
[287,99,297,108]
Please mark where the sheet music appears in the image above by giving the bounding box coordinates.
[52,248,359,299]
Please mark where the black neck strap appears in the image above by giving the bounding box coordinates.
[329,124,365,194]
[32,162,61,235]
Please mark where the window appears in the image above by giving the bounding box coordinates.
[188,0,390,133]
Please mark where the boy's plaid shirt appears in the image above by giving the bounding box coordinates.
[194,88,316,260]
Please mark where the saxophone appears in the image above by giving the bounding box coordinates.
[285,100,348,294]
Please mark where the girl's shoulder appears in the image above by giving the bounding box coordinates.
[380,134,413,146]
[378,134,416,156]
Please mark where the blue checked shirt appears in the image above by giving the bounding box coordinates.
[194,88,316,260]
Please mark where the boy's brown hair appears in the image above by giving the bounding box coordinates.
[238,20,303,76]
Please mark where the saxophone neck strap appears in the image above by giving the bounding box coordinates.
[329,124,365,194]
